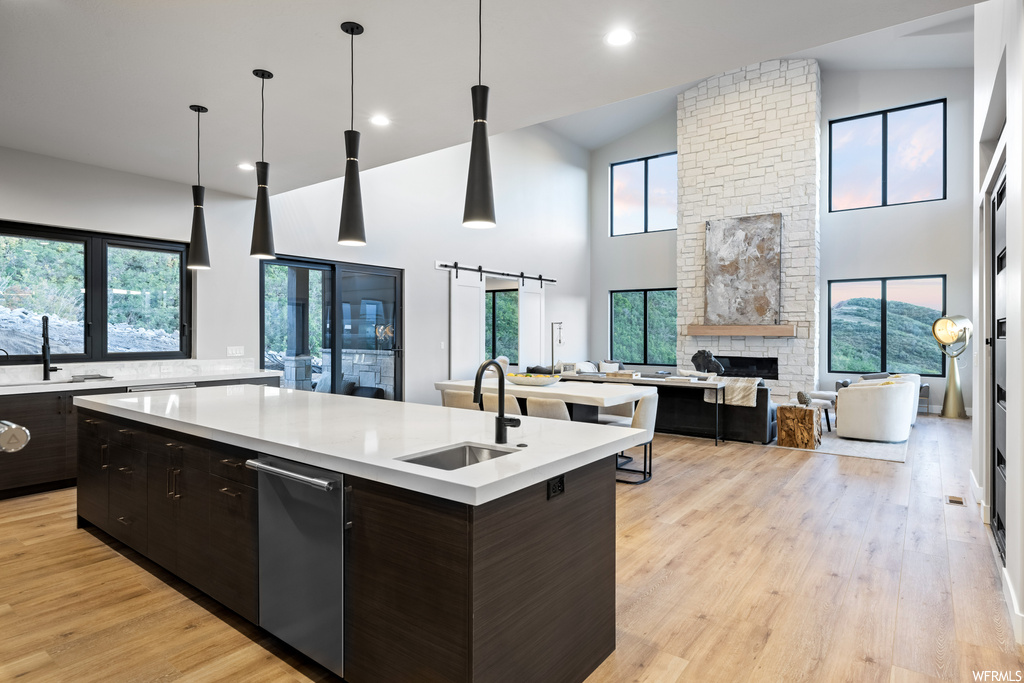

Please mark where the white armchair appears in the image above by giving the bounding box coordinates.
[836,382,915,443]
[858,373,921,425]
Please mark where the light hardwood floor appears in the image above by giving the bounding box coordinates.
[0,416,1019,682]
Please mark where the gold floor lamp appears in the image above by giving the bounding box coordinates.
[932,315,973,419]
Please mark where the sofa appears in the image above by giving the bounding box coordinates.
[836,381,915,442]
[836,372,922,425]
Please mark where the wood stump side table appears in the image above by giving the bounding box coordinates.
[777,404,822,449]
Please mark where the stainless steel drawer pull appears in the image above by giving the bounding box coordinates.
[219,459,244,469]
[245,459,337,491]
[116,516,131,526]
[117,466,133,474]
[219,487,241,498]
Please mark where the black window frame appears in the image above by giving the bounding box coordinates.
[484,289,519,364]
[827,274,947,377]
[610,151,678,236]
[828,98,947,213]
[0,219,192,365]
[609,288,677,367]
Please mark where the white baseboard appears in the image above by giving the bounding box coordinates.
[971,469,991,523]
[1001,566,1024,645]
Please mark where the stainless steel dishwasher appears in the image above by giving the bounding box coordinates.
[246,456,347,678]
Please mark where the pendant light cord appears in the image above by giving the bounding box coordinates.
[477,0,482,85]
[261,77,266,163]
[350,31,355,131]
[195,109,201,186]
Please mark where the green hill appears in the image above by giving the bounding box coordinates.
[831,297,942,375]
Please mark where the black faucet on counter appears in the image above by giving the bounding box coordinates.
[472,359,521,445]
[41,316,61,381]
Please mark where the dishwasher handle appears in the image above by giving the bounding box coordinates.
[246,458,337,491]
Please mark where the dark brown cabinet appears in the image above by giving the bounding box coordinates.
[0,392,71,491]
[76,411,260,624]
[206,474,259,623]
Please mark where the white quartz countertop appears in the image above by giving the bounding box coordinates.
[74,385,646,506]
[0,370,281,396]
[434,378,657,406]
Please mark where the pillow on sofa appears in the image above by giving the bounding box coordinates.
[602,360,627,371]
[577,361,599,373]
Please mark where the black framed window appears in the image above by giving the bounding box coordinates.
[829,99,946,212]
[0,220,190,364]
[610,289,677,366]
[828,275,946,376]
[484,290,518,364]
[610,152,677,235]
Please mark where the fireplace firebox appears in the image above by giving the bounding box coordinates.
[715,356,779,380]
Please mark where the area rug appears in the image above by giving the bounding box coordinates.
[769,427,909,463]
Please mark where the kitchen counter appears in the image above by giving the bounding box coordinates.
[74,384,645,505]
[0,369,282,396]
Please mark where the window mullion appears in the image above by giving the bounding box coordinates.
[642,290,649,365]
[643,160,649,233]
[881,113,888,207]
[879,279,887,373]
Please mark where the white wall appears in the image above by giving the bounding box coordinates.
[974,0,1024,644]
[818,68,974,408]
[0,124,591,405]
[587,112,678,366]
[274,124,591,404]
[0,146,259,362]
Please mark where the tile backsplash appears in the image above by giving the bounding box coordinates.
[0,358,257,385]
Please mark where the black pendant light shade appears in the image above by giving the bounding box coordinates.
[250,69,276,259]
[338,129,366,245]
[338,21,367,246]
[250,161,275,258]
[463,84,495,228]
[463,0,495,228]
[188,185,211,269]
[186,104,211,270]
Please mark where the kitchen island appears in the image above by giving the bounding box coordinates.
[74,385,645,683]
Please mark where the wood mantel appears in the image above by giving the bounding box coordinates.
[684,324,797,337]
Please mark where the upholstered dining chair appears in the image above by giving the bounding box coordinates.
[616,392,658,485]
[526,397,571,421]
[442,390,479,410]
[482,393,522,415]
[598,383,634,422]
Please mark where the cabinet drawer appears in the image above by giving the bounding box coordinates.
[107,445,148,553]
[210,450,257,487]
[206,474,258,623]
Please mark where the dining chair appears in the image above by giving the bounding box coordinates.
[482,393,522,415]
[526,397,570,421]
[598,383,634,423]
[442,390,479,410]
[616,392,658,485]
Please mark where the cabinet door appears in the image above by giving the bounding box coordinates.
[107,444,148,553]
[66,389,127,480]
[146,448,178,572]
[206,474,258,623]
[176,465,210,590]
[77,435,109,525]
[0,393,68,491]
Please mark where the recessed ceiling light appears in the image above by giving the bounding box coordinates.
[369,114,391,126]
[238,162,255,171]
[604,28,635,47]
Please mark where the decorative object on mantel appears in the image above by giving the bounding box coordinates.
[186,104,211,270]
[932,315,972,418]
[463,0,496,229]
[704,212,783,325]
[683,324,797,337]
[338,21,367,246]
[691,349,724,375]
[250,68,276,259]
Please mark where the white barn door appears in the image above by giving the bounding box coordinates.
[449,269,485,379]
[518,278,544,370]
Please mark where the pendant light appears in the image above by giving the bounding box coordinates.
[338,21,367,246]
[187,104,211,270]
[250,69,276,259]
[463,0,495,228]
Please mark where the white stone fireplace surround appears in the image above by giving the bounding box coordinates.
[676,59,822,403]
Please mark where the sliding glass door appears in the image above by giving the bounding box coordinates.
[261,258,403,400]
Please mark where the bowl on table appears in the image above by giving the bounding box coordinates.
[506,373,561,387]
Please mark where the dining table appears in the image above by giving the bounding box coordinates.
[433,377,657,423]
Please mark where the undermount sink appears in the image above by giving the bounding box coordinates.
[401,442,519,470]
